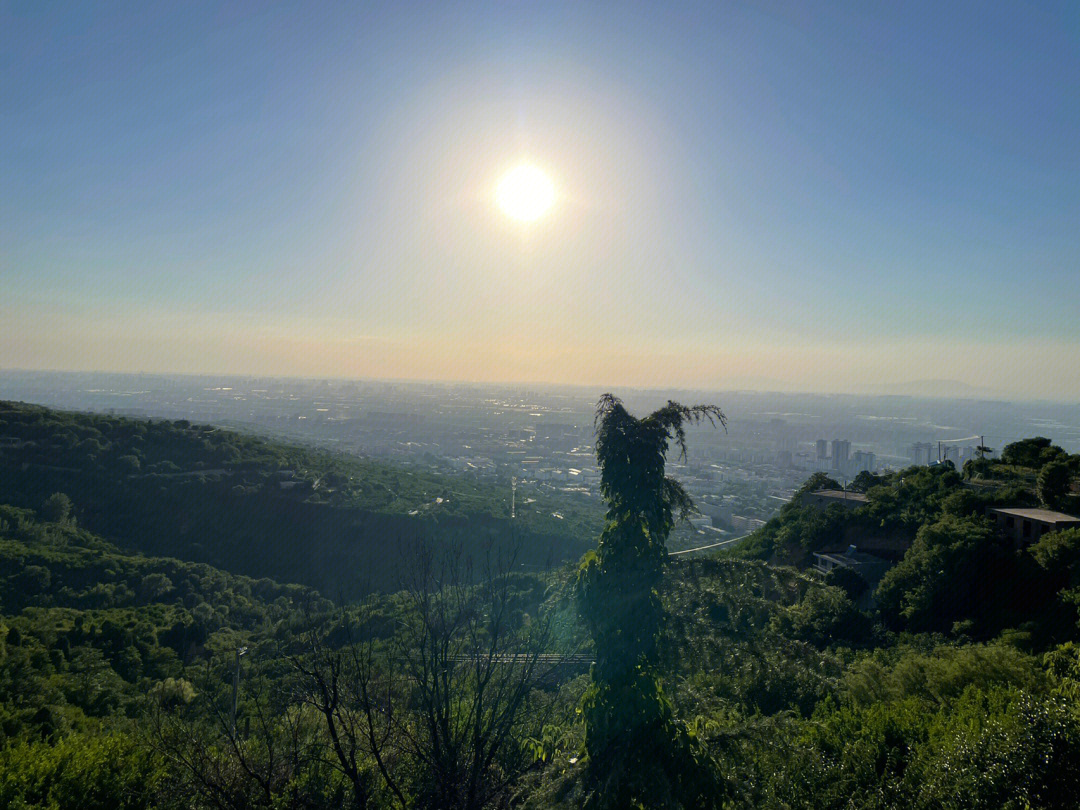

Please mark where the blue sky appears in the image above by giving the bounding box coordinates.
[3,2,1079,397]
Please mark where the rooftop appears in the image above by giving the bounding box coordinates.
[815,549,889,566]
[989,507,1080,523]
[811,489,869,502]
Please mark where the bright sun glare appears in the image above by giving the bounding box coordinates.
[495,164,556,221]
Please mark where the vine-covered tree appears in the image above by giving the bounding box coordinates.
[577,394,725,809]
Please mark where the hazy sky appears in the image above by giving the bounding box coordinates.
[3,2,1079,399]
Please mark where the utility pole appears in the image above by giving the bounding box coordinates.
[231,646,247,738]
[511,476,517,519]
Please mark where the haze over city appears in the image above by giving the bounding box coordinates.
[4,2,1080,399]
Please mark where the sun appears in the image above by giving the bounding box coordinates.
[495,164,556,221]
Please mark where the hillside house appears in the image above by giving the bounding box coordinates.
[813,545,892,587]
[988,507,1080,548]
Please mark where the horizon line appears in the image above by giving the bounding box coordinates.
[2,365,1073,406]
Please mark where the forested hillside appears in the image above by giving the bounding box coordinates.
[0,401,602,597]
[733,439,1080,642]
[7,500,1080,808]
[4,404,1080,808]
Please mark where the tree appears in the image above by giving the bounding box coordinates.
[772,584,870,647]
[1029,528,1080,634]
[0,733,165,810]
[796,472,841,497]
[824,564,867,601]
[147,657,338,810]
[296,540,559,810]
[848,471,881,493]
[1038,460,1072,510]
[1030,528,1080,585]
[1002,437,1061,468]
[577,394,725,809]
[857,464,963,533]
[139,573,174,603]
[875,515,1014,634]
[40,492,73,524]
[18,565,51,595]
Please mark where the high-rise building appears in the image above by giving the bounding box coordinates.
[831,439,851,470]
[852,450,876,473]
[910,442,934,466]
[816,439,829,460]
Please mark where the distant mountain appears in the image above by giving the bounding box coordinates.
[859,379,1005,400]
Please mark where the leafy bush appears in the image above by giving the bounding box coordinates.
[0,733,164,810]
[772,585,870,647]
[875,516,1013,635]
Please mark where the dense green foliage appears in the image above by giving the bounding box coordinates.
[736,458,1045,566]
[3,401,1080,808]
[874,515,1013,634]
[0,506,323,741]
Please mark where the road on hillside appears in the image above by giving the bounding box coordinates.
[668,534,749,556]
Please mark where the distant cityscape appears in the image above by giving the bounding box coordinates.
[3,369,1079,550]
[790,437,983,476]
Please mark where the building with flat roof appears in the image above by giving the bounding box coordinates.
[813,546,894,610]
[813,545,893,583]
[989,507,1080,548]
[803,489,869,511]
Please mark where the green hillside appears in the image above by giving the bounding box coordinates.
[0,401,602,598]
[5,496,1080,807]
[5,408,1080,808]
[0,504,325,741]
[738,438,1080,570]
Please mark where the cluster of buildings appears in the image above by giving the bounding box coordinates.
[449,456,497,476]
[791,438,876,477]
[909,442,981,467]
